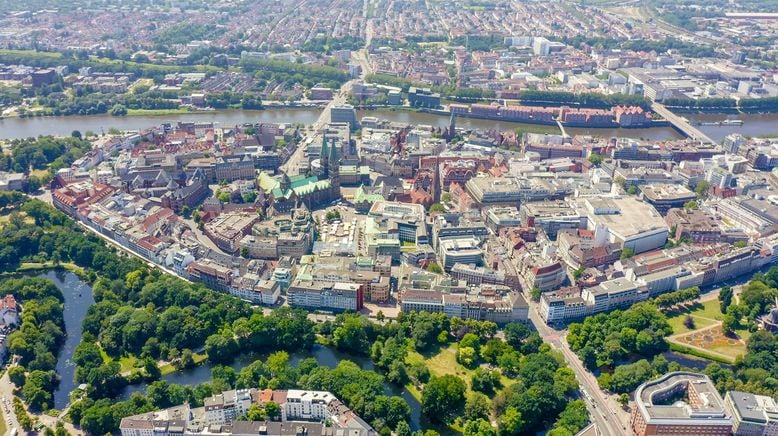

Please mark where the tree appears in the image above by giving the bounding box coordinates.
[426,262,443,274]
[552,400,589,434]
[722,313,738,335]
[695,180,710,198]
[205,333,238,364]
[110,104,128,116]
[684,200,698,209]
[618,393,630,408]
[22,369,57,411]
[683,315,695,330]
[471,368,501,394]
[498,406,524,435]
[457,346,477,367]
[177,348,195,370]
[9,365,26,386]
[71,130,82,139]
[607,359,653,393]
[265,401,281,420]
[395,421,412,436]
[143,356,161,381]
[240,247,250,258]
[422,375,466,423]
[243,192,257,203]
[504,322,531,348]
[530,286,542,302]
[463,419,496,436]
[325,210,341,221]
[464,391,492,421]
[573,266,586,281]
[588,153,603,166]
[719,286,733,314]
[429,203,445,213]
[242,403,266,420]
[620,247,635,260]
[332,314,369,354]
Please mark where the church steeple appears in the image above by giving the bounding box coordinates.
[280,171,291,192]
[328,137,340,190]
[447,112,456,142]
[320,133,330,178]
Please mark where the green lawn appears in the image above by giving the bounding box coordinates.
[405,343,512,393]
[666,300,725,334]
[99,348,139,373]
[666,300,750,362]
[17,261,83,274]
[126,108,192,116]
[159,352,207,376]
[405,343,472,435]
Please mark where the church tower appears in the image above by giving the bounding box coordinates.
[447,112,457,142]
[320,133,330,179]
[328,137,340,192]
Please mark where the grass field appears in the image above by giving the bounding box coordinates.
[126,108,192,116]
[405,343,512,393]
[666,300,724,334]
[665,300,748,363]
[159,352,207,376]
[16,261,83,274]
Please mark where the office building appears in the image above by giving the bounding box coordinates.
[579,197,668,254]
[330,104,358,127]
[725,391,778,436]
[631,372,732,436]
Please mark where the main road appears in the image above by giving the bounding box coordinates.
[527,301,630,436]
[280,50,368,174]
[651,102,715,144]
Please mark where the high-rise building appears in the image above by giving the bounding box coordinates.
[330,104,357,127]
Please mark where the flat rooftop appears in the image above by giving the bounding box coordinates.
[641,184,696,202]
[636,372,731,424]
[581,197,667,239]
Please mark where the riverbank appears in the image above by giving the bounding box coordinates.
[3,106,774,142]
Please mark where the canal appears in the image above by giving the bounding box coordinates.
[118,344,426,430]
[33,269,425,430]
[33,270,95,411]
[6,107,773,142]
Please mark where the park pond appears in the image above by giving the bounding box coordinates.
[35,269,425,430]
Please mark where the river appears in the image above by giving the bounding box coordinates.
[5,107,774,142]
[686,113,778,143]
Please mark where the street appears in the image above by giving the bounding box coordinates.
[0,372,20,435]
[527,301,630,436]
[280,49,368,175]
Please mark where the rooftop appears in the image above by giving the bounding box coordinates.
[580,196,667,239]
[635,372,731,425]
[641,184,696,202]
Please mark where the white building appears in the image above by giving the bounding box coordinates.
[579,197,668,254]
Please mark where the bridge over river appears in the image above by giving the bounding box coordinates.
[651,103,716,144]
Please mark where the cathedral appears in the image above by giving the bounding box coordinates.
[257,134,342,214]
